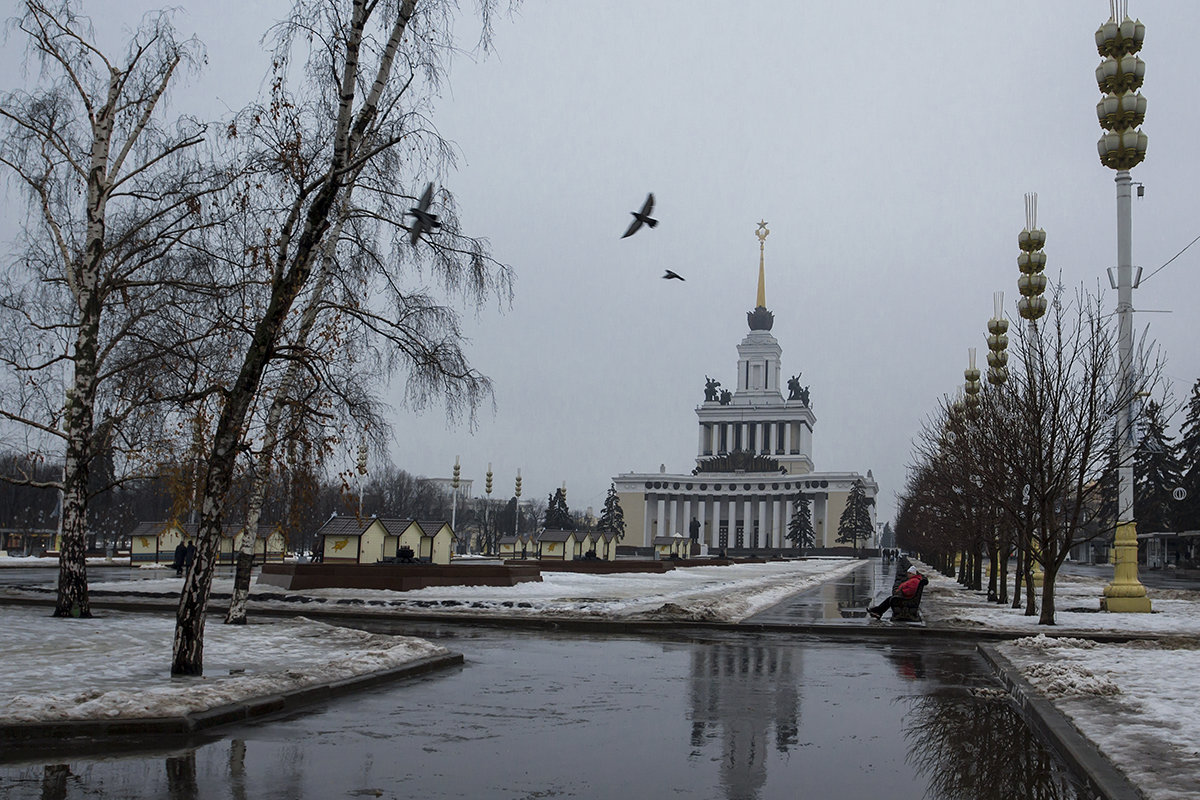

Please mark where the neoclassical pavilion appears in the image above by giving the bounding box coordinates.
[613,222,877,551]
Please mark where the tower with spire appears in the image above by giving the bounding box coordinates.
[611,222,877,553]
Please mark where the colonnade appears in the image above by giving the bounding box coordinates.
[643,490,826,549]
[698,420,805,457]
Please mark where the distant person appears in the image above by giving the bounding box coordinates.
[184,540,196,573]
[172,541,187,577]
[867,566,927,620]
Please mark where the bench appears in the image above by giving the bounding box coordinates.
[889,581,926,622]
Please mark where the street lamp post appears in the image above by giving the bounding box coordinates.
[1017,193,1048,595]
[451,455,460,553]
[485,463,493,554]
[1096,3,1151,611]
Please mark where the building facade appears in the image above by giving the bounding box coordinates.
[613,223,877,552]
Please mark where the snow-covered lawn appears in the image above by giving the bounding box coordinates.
[999,635,1200,800]
[920,566,1200,636]
[0,608,447,724]
[64,557,865,622]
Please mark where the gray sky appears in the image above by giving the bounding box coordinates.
[5,1,1200,522]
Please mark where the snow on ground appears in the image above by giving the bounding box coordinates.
[57,557,864,623]
[999,635,1200,800]
[0,554,131,567]
[919,565,1200,636]
[0,607,447,724]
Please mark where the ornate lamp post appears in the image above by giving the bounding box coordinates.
[1096,2,1151,611]
[986,292,1009,388]
[485,463,493,555]
[451,455,460,552]
[1017,194,1047,591]
[513,469,522,538]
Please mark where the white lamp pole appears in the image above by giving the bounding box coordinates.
[1096,3,1151,611]
[451,455,460,553]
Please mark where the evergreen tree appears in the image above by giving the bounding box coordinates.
[597,484,626,541]
[1134,400,1185,532]
[543,487,575,530]
[836,481,874,557]
[786,491,815,552]
[1177,379,1200,531]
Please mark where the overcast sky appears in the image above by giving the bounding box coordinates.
[4,1,1199,522]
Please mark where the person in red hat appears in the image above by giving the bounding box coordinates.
[867,566,927,620]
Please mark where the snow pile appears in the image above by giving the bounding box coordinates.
[1009,634,1097,651]
[1020,662,1121,698]
[0,609,446,723]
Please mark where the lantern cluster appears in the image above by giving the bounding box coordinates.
[964,347,982,417]
[1096,8,1147,170]
[986,291,1009,386]
[1017,193,1048,322]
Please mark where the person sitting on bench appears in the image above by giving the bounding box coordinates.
[867,566,927,620]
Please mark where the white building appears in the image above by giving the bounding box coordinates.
[613,223,877,551]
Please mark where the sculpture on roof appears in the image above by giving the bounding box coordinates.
[787,374,802,401]
[718,389,732,405]
[704,376,721,402]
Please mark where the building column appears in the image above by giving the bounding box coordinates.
[710,424,720,455]
[784,423,792,454]
[742,497,753,547]
[697,496,707,547]
[668,496,678,537]
[698,424,708,456]
[784,498,794,547]
[758,498,768,548]
[643,496,653,547]
[728,498,738,547]
[656,497,666,543]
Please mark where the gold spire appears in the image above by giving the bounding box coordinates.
[755,220,770,308]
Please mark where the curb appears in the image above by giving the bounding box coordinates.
[0,650,463,759]
[978,643,1145,800]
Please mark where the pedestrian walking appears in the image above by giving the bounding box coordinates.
[172,541,187,577]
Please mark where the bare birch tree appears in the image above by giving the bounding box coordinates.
[0,1,218,617]
[173,0,512,673]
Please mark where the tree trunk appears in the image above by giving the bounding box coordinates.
[1012,544,1024,609]
[1038,565,1057,625]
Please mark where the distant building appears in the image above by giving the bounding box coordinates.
[612,224,877,552]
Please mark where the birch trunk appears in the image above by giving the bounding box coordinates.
[225,228,340,624]
[55,72,119,617]
[173,0,417,674]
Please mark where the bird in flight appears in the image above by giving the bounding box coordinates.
[407,182,442,245]
[621,193,658,238]
[662,270,685,281]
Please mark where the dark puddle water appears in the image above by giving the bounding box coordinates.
[0,625,1087,800]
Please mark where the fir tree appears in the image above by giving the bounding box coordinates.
[543,487,575,530]
[836,481,874,557]
[597,484,626,541]
[786,491,815,553]
[1177,379,1200,531]
[1134,400,1185,532]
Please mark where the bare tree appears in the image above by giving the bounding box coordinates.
[0,1,217,616]
[172,0,511,674]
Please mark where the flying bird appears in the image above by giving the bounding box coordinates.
[621,193,658,238]
[662,270,685,281]
[407,182,442,245]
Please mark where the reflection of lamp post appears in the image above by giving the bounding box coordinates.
[1096,4,1151,612]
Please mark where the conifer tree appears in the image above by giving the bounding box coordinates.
[1177,379,1200,531]
[543,487,575,530]
[597,484,626,541]
[1134,400,1184,533]
[786,491,815,553]
[836,481,874,557]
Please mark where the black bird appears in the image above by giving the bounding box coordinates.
[662,270,685,281]
[621,193,657,238]
[407,182,442,245]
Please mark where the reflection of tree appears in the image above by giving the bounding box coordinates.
[904,693,1083,800]
[688,642,800,800]
[166,752,198,800]
[40,764,69,800]
[229,740,247,800]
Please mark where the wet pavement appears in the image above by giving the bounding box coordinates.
[0,622,1089,800]
[746,557,897,625]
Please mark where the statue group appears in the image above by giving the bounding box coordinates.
[704,376,721,402]
[787,374,810,407]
